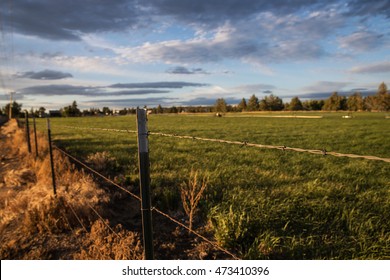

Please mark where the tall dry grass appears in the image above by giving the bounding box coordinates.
[0,120,142,259]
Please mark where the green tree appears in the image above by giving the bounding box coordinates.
[247,94,259,111]
[302,100,324,110]
[375,82,390,111]
[4,101,22,118]
[237,98,247,112]
[323,92,347,111]
[102,107,112,115]
[38,107,46,117]
[347,92,364,111]
[260,94,284,111]
[214,98,227,113]
[289,97,304,111]
[156,104,164,114]
[62,100,81,117]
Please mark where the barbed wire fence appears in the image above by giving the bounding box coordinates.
[18,111,390,260]
[60,125,390,163]
[19,112,241,260]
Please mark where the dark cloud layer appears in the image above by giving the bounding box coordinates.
[109,82,208,89]
[15,70,73,80]
[19,84,170,96]
[166,66,209,75]
[2,0,388,41]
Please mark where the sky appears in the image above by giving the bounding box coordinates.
[0,0,389,110]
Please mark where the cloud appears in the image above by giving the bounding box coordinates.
[3,1,388,44]
[233,83,276,94]
[302,81,350,93]
[19,84,170,96]
[109,82,208,89]
[15,70,73,80]
[118,11,338,65]
[166,66,209,75]
[180,97,241,106]
[2,0,144,41]
[0,93,25,101]
[349,62,390,74]
[90,97,178,107]
[338,31,388,52]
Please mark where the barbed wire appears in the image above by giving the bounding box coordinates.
[152,207,240,260]
[54,145,240,259]
[59,125,390,163]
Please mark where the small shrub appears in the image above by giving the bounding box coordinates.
[180,169,208,231]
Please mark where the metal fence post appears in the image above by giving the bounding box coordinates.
[136,108,154,260]
[47,118,57,196]
[33,113,38,158]
[24,110,32,153]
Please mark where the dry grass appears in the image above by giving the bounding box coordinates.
[0,120,142,259]
[180,169,208,231]
[75,220,143,260]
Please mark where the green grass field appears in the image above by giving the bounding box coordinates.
[35,112,390,259]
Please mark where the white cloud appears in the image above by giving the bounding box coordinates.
[349,61,390,74]
[302,81,351,93]
[338,31,388,52]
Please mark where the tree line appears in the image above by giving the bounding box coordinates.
[215,82,389,113]
[1,82,389,118]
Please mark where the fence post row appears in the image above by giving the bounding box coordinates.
[24,110,32,153]
[47,118,57,196]
[136,108,154,260]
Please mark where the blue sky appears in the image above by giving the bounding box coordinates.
[0,0,389,110]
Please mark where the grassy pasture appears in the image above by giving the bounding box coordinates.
[35,112,390,259]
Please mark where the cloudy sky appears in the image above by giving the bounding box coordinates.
[0,0,389,109]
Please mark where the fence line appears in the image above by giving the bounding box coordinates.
[86,201,120,238]
[60,125,390,163]
[54,145,240,260]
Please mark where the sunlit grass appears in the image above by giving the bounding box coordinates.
[34,112,390,259]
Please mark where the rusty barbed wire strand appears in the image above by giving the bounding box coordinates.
[54,146,141,202]
[59,125,390,163]
[54,145,240,259]
[85,201,120,238]
[62,198,88,233]
[152,207,240,260]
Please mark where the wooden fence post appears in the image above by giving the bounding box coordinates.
[47,118,57,196]
[136,108,154,260]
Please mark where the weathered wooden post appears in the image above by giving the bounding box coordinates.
[47,118,57,196]
[136,108,154,260]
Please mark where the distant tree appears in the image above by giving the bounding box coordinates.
[375,82,390,111]
[289,97,304,111]
[247,94,259,111]
[347,92,364,111]
[62,100,81,117]
[4,101,22,118]
[214,98,227,113]
[156,104,164,114]
[260,94,284,111]
[363,95,376,111]
[102,107,112,115]
[237,98,247,112]
[303,100,324,111]
[169,106,179,113]
[38,107,46,117]
[323,92,347,111]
